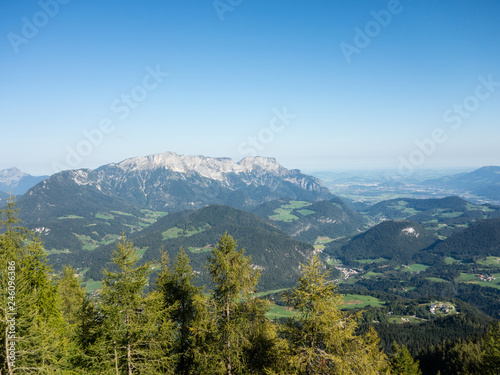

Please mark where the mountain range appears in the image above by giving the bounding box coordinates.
[15,152,333,222]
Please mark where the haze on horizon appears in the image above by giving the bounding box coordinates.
[1,0,499,176]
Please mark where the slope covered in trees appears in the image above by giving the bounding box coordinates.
[252,197,367,243]
[335,220,437,263]
[66,205,315,291]
[431,217,500,258]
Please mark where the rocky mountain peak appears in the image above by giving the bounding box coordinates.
[238,156,284,173]
[0,167,28,182]
[102,152,289,180]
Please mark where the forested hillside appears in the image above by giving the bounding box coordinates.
[75,205,316,291]
[252,197,366,242]
[336,220,437,263]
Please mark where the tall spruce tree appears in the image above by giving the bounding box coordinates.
[157,248,201,375]
[100,235,175,374]
[206,233,275,375]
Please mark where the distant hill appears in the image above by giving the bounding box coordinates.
[430,217,500,258]
[252,197,366,242]
[364,196,470,220]
[362,196,500,239]
[335,220,437,263]
[53,205,315,291]
[0,167,48,195]
[423,166,500,203]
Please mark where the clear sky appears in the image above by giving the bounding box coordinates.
[1,0,499,176]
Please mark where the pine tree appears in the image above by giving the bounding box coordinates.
[389,342,422,375]
[281,254,390,374]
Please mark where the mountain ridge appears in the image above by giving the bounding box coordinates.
[18,151,334,218]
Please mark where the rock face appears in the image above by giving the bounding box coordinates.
[18,152,333,220]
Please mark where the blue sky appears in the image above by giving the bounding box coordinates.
[1,0,499,175]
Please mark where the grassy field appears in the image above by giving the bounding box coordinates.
[111,210,134,217]
[457,273,477,282]
[82,279,102,293]
[74,234,100,251]
[269,210,299,222]
[363,272,384,278]
[426,277,448,283]
[341,294,385,309]
[58,215,84,220]
[266,304,296,319]
[444,256,461,265]
[388,315,423,324]
[135,248,147,258]
[327,258,341,266]
[162,226,207,240]
[287,201,313,209]
[140,210,169,224]
[187,245,212,254]
[95,212,114,220]
[402,264,430,272]
[357,258,387,264]
[269,201,312,222]
[46,248,71,255]
[477,257,500,266]
[314,236,335,251]
[458,272,500,289]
